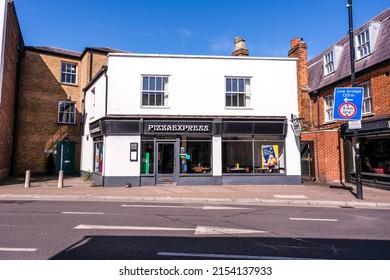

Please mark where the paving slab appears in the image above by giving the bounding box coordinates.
[0,176,389,209]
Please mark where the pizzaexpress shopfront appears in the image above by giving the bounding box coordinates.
[88,117,299,187]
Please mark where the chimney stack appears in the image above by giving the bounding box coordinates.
[231,37,249,56]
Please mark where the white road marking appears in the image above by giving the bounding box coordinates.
[289,217,338,222]
[121,204,252,210]
[202,206,252,210]
[0,247,37,252]
[62,212,104,215]
[274,195,308,199]
[157,252,320,260]
[121,205,197,209]
[74,224,194,231]
[74,224,266,235]
[194,226,267,235]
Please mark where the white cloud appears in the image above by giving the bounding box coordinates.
[178,29,193,37]
[209,37,231,54]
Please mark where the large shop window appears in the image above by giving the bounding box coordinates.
[93,140,104,173]
[180,137,212,174]
[361,136,390,175]
[222,136,285,174]
[141,140,155,175]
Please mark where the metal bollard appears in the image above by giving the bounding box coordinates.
[24,170,31,188]
[57,170,64,188]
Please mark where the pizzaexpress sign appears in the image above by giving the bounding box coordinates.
[145,122,213,134]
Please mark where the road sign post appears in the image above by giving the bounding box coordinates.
[333,87,364,199]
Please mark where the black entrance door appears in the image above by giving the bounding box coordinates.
[156,142,176,184]
[300,141,315,181]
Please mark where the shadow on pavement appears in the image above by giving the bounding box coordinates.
[49,235,390,260]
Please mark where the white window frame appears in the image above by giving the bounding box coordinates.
[141,75,169,107]
[225,77,251,108]
[359,81,373,115]
[356,29,371,59]
[324,94,334,122]
[324,50,335,75]
[58,101,76,124]
[61,62,78,85]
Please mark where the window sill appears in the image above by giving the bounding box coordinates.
[58,122,77,125]
[60,82,78,87]
[323,71,335,77]
[356,52,372,61]
[225,107,253,110]
[141,106,170,109]
[362,112,374,118]
[322,120,336,125]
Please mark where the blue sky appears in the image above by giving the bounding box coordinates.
[14,0,390,59]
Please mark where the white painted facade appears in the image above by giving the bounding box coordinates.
[82,53,301,187]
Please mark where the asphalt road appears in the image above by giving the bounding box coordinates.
[0,200,389,260]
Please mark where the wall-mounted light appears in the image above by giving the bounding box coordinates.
[290,114,303,137]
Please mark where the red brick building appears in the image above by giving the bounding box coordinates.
[290,8,390,188]
[0,0,23,180]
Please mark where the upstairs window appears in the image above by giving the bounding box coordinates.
[355,22,380,60]
[61,62,77,84]
[141,76,169,107]
[225,77,251,108]
[58,101,76,124]
[360,81,372,115]
[324,50,335,75]
[357,29,371,59]
[323,46,342,76]
[324,94,334,122]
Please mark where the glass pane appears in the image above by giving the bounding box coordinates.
[232,79,238,92]
[158,143,174,174]
[180,141,212,174]
[156,92,163,106]
[143,77,149,90]
[232,94,238,106]
[150,93,156,105]
[163,77,168,91]
[150,77,155,90]
[222,141,253,173]
[226,93,232,107]
[245,79,250,91]
[238,93,245,106]
[156,77,162,90]
[254,143,285,173]
[226,78,231,92]
[142,93,149,105]
[142,141,154,174]
[239,79,244,92]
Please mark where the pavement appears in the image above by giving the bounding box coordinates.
[0,175,390,209]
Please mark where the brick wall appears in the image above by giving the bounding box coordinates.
[295,53,390,183]
[0,2,21,180]
[12,49,110,176]
[12,50,82,175]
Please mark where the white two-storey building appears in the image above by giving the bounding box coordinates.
[81,40,301,187]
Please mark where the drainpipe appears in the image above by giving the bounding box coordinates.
[102,67,108,187]
[104,66,108,116]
